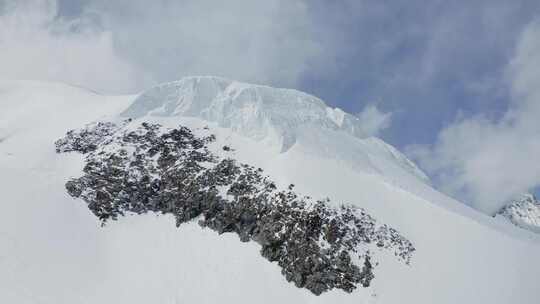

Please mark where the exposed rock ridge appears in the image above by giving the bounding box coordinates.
[496,193,540,234]
[55,120,415,295]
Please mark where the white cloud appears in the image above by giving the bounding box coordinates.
[356,104,392,137]
[84,0,324,88]
[407,20,540,214]
[0,0,326,93]
[0,0,147,93]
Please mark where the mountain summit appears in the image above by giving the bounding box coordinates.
[122,76,379,150]
[121,76,429,185]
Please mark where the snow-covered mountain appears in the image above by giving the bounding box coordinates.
[496,193,540,233]
[1,78,540,304]
[121,76,429,183]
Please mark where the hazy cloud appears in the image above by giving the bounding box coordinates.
[301,0,539,149]
[356,104,392,137]
[407,20,540,214]
[84,0,325,89]
[0,0,146,93]
[0,0,325,93]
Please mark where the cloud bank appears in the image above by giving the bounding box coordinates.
[0,0,145,93]
[408,21,540,214]
[86,0,324,89]
[0,0,326,93]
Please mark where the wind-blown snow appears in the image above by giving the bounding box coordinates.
[2,79,540,304]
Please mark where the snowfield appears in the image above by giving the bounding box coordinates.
[1,78,540,303]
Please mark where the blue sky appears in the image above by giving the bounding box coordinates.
[2,0,539,208]
[301,0,538,147]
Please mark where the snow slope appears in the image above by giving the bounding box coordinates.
[1,79,540,303]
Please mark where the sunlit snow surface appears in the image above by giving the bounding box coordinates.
[1,79,540,304]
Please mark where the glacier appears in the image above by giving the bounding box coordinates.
[121,76,429,185]
[121,76,372,150]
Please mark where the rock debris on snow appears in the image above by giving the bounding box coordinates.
[56,120,415,295]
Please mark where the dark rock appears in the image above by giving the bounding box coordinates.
[55,121,415,295]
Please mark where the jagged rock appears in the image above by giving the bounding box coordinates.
[495,193,540,234]
[55,121,415,295]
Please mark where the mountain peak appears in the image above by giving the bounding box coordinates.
[121,76,370,151]
[496,193,540,233]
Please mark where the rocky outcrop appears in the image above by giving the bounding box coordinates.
[495,194,540,234]
[56,120,415,295]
